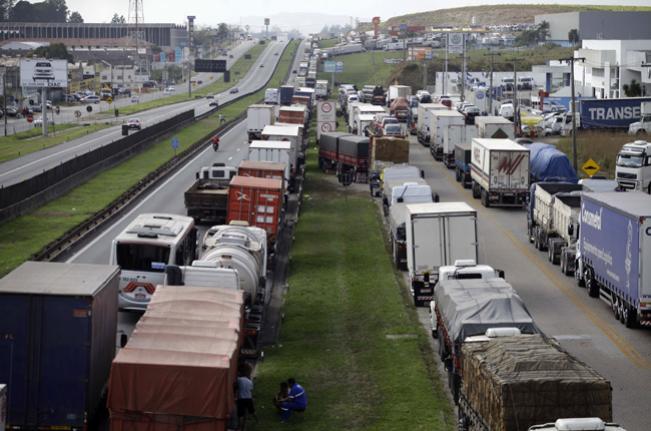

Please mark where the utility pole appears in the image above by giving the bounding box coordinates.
[187,16,196,98]
[461,33,466,102]
[560,56,585,172]
[484,51,500,115]
[1,67,6,136]
[443,34,449,96]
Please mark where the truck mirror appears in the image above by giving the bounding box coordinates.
[568,224,574,236]
[195,172,199,180]
[397,197,404,203]
[433,193,440,203]
[497,269,505,279]
[420,170,425,178]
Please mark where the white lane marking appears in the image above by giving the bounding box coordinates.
[66,121,246,263]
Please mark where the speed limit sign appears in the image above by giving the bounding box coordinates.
[320,122,333,133]
[317,101,336,122]
[317,121,336,139]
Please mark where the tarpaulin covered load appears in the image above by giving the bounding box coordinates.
[461,334,612,431]
[525,142,578,183]
[108,286,244,431]
[371,136,410,165]
[434,279,538,345]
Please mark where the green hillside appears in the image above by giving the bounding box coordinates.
[384,4,651,27]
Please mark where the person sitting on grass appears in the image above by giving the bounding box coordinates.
[279,378,307,422]
[273,381,289,411]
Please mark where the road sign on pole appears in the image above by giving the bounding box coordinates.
[171,136,180,155]
[581,158,601,177]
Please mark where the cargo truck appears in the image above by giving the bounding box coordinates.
[388,183,434,270]
[527,182,582,253]
[184,165,237,224]
[248,140,292,189]
[387,84,411,106]
[454,142,472,188]
[318,132,352,171]
[526,142,578,184]
[433,278,539,402]
[627,101,651,135]
[475,116,514,139]
[246,104,275,142]
[615,140,651,193]
[470,138,530,207]
[280,85,294,105]
[429,110,466,162]
[577,192,651,327]
[279,105,308,126]
[0,262,119,431]
[405,202,478,306]
[417,103,450,145]
[457,333,613,431]
[377,164,423,199]
[315,79,329,99]
[389,97,410,123]
[337,135,370,182]
[264,88,279,105]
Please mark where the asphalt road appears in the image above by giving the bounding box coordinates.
[406,139,651,431]
[63,39,306,345]
[0,39,286,187]
[0,40,256,136]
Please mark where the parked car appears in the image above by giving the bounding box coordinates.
[5,105,20,117]
[33,116,54,127]
[82,95,101,104]
[206,95,214,99]
[126,118,142,130]
[130,96,140,103]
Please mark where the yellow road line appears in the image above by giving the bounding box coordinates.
[429,153,651,369]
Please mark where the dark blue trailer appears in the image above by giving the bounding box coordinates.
[454,142,472,188]
[280,85,294,106]
[0,262,119,430]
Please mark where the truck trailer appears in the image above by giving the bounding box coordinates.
[615,140,651,193]
[470,138,530,207]
[475,116,514,139]
[405,202,478,306]
[577,191,651,327]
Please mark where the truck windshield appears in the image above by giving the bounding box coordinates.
[617,153,644,168]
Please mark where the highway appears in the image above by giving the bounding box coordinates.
[407,140,651,431]
[0,40,256,137]
[64,39,306,346]
[0,39,287,187]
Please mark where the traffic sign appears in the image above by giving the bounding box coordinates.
[323,61,336,73]
[26,114,33,123]
[335,61,344,73]
[317,101,336,122]
[316,121,336,139]
[107,97,113,104]
[581,158,601,177]
[171,136,180,150]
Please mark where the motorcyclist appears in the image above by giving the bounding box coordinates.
[211,135,220,151]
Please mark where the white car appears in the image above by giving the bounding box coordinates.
[499,103,514,119]
[164,86,176,93]
[33,116,54,127]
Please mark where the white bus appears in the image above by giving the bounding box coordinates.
[110,213,197,310]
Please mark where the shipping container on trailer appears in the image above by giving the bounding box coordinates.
[279,105,308,125]
[238,160,286,183]
[0,262,119,430]
[227,176,284,244]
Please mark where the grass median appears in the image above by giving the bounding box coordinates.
[0,39,298,277]
[317,51,405,89]
[0,123,112,163]
[117,43,269,117]
[249,142,454,430]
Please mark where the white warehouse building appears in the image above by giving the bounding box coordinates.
[573,39,651,99]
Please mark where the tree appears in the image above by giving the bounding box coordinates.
[0,0,14,21]
[568,29,580,46]
[537,20,550,41]
[34,42,73,62]
[216,23,229,40]
[111,13,126,24]
[10,0,67,22]
[68,10,83,23]
[623,80,642,97]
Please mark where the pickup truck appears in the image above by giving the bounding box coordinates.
[184,165,237,224]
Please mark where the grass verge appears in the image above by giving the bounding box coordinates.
[317,51,407,89]
[117,43,269,117]
[248,125,455,431]
[0,123,112,163]
[556,130,632,177]
[0,40,299,277]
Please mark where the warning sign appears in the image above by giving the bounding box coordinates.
[581,158,601,177]
[317,101,336,123]
[317,121,336,139]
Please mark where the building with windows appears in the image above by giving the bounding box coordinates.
[573,39,651,99]
[0,22,188,50]
[535,11,651,44]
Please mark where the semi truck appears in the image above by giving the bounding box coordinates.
[387,84,411,106]
[457,333,613,431]
[428,110,466,162]
[577,191,651,328]
[184,165,237,224]
[388,183,434,270]
[405,202,478,306]
[315,79,329,99]
[527,182,582,253]
[627,101,651,135]
[470,138,530,207]
[416,102,449,145]
[246,104,275,142]
[248,141,292,187]
[615,140,651,193]
[0,262,120,430]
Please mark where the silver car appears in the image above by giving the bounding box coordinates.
[33,61,54,81]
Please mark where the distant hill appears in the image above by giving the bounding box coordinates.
[384,4,651,27]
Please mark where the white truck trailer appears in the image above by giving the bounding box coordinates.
[246,104,275,142]
[475,115,515,139]
[429,110,466,162]
[416,103,449,145]
[470,138,530,207]
[405,202,478,306]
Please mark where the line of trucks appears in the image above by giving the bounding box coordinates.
[371,163,627,431]
[0,50,319,430]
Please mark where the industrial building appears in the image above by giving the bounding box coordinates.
[534,11,651,44]
[573,39,651,99]
[0,22,188,50]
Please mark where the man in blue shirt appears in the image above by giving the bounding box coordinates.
[280,378,307,422]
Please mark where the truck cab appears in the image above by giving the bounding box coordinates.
[429,260,503,338]
[615,140,651,193]
[196,164,237,185]
[627,101,651,135]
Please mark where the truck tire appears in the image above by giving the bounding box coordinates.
[625,306,638,329]
[455,167,461,182]
[472,182,480,199]
[585,269,599,298]
[480,189,490,207]
[575,262,585,287]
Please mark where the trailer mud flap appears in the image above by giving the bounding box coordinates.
[412,280,433,307]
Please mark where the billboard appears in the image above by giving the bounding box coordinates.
[579,97,651,129]
[20,59,68,88]
[447,33,464,54]
[194,59,227,73]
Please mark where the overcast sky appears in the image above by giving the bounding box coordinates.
[65,0,651,28]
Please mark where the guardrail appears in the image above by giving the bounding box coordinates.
[32,40,300,262]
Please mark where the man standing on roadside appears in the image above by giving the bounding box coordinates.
[280,378,307,422]
[237,371,256,428]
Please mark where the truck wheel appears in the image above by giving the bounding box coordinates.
[455,168,461,182]
[480,189,490,207]
[612,296,621,321]
[575,263,585,287]
[560,256,566,274]
[648,183,651,195]
[472,182,480,199]
[585,269,599,298]
[625,307,638,329]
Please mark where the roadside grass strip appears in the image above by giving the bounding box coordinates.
[0,123,111,163]
[0,40,298,277]
[249,150,455,430]
[317,51,404,89]
[117,43,268,116]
